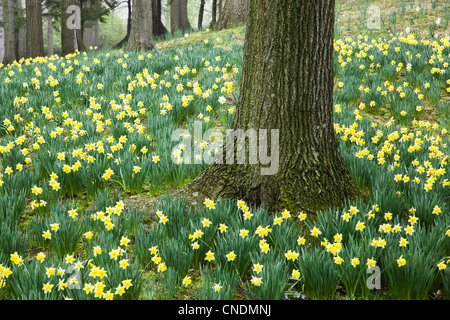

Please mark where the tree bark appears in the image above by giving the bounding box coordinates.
[125,0,155,51]
[198,0,205,30]
[47,15,53,56]
[210,0,216,28]
[25,0,44,58]
[170,0,191,34]
[183,0,361,214]
[215,0,249,31]
[61,0,85,55]
[153,0,168,37]
[1,2,13,64]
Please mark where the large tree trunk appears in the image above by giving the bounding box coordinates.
[61,0,85,55]
[126,0,155,51]
[153,0,168,37]
[170,0,191,34]
[184,0,361,214]
[214,0,249,30]
[25,0,44,58]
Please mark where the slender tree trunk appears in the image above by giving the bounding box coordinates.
[198,0,205,30]
[183,0,361,214]
[0,4,5,63]
[153,0,168,37]
[16,0,26,59]
[8,0,16,61]
[170,0,191,34]
[47,15,53,56]
[1,1,13,64]
[126,0,155,51]
[113,0,131,48]
[215,0,249,30]
[218,0,222,16]
[210,0,216,28]
[25,0,44,58]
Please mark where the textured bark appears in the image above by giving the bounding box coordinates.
[126,0,155,51]
[25,0,44,58]
[170,0,191,34]
[61,0,85,55]
[183,0,361,214]
[214,0,249,31]
[153,0,168,37]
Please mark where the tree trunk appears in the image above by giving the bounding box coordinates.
[170,0,191,34]
[61,0,85,55]
[183,0,361,214]
[198,0,205,30]
[1,0,13,65]
[47,15,53,56]
[8,0,17,61]
[218,0,222,16]
[126,0,155,51]
[153,0,168,37]
[215,0,249,30]
[0,4,6,64]
[113,0,130,49]
[16,0,26,59]
[210,0,216,28]
[25,0,44,58]
[83,0,99,48]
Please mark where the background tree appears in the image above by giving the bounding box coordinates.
[107,0,131,48]
[126,0,155,51]
[209,0,216,28]
[214,0,248,30]
[197,0,205,30]
[1,0,25,63]
[170,0,191,34]
[184,0,361,214]
[25,0,44,58]
[153,0,168,37]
